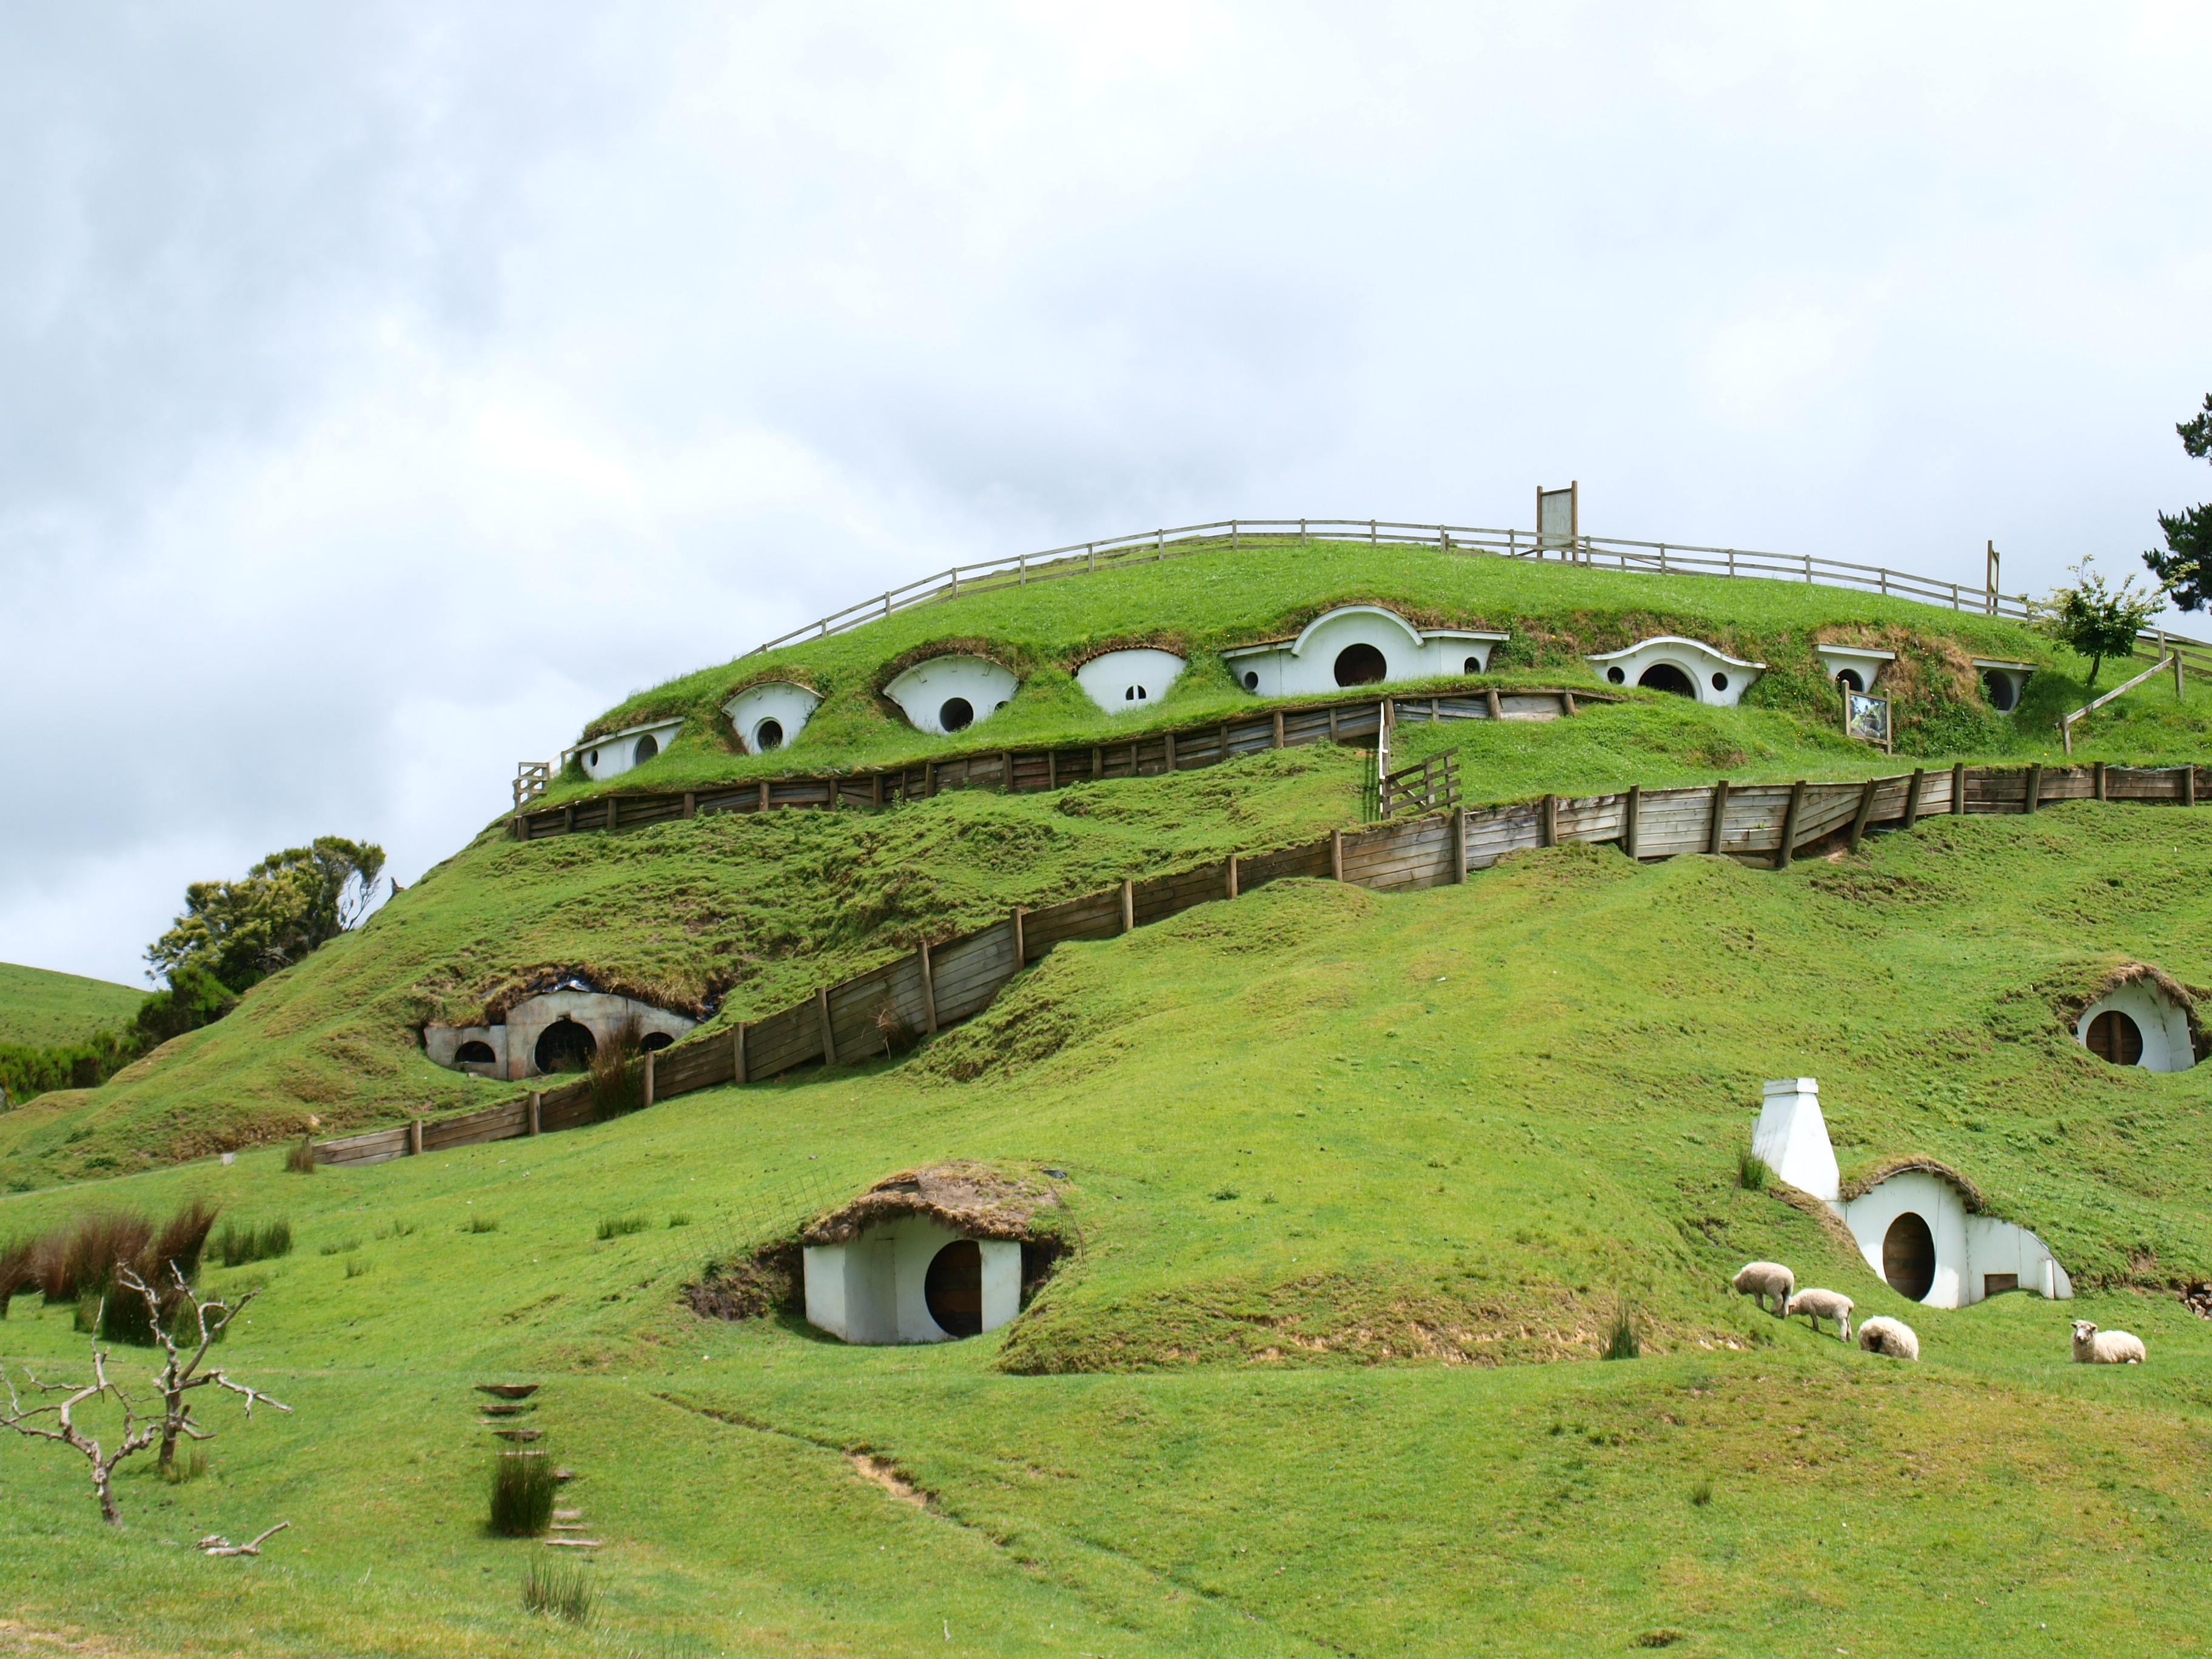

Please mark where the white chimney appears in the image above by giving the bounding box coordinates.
[1752,1077,1838,1202]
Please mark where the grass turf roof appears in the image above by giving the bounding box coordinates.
[0,960,144,1050]
[2,803,2211,1652]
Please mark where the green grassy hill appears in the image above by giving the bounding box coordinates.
[0,961,143,1050]
[5,547,2212,1656]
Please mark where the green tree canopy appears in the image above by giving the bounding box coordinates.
[2143,392,2212,611]
[2030,560,2164,691]
[147,837,387,993]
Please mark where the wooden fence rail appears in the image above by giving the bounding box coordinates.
[512,688,1608,843]
[320,759,2207,1170]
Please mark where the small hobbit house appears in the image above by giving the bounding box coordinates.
[723,680,821,753]
[884,654,1020,735]
[800,1165,1060,1345]
[1750,1077,2071,1310]
[1814,644,1895,693]
[2073,965,2199,1073]
[1219,605,1507,697]
[1586,636,1766,706]
[576,717,683,781]
[424,987,698,1080]
[1973,658,2036,712]
[1074,648,1187,713]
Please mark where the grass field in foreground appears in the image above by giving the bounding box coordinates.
[0,961,143,1050]
[2,805,2210,1655]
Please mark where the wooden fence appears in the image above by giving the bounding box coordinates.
[320,758,2205,1170]
[511,687,1607,842]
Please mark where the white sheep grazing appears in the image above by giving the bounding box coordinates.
[1732,1260,1795,1316]
[2071,1319,2147,1365]
[1785,1287,1854,1342]
[1855,1315,1919,1360]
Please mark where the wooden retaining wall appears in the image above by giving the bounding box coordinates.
[512,688,1615,843]
[320,759,2207,1168]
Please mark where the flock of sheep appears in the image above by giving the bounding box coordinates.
[1731,1261,2147,1365]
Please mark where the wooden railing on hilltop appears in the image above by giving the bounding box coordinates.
[321,757,2205,1170]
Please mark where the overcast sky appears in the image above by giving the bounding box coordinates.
[5,3,2211,988]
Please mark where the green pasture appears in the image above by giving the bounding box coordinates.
[4,805,2211,1655]
[0,962,143,1050]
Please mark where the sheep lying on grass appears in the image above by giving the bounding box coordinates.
[1785,1288,1853,1342]
[1732,1261,1795,1316]
[1856,1315,1919,1360]
[2071,1319,2146,1365]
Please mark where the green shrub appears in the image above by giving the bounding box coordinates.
[1601,1299,1640,1361]
[285,1134,317,1175]
[215,1218,292,1268]
[1735,1145,1771,1191]
[489,1452,557,1537]
[597,1215,648,1240]
[520,1553,593,1624]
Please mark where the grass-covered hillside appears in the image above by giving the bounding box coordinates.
[12,548,2212,1182]
[2,803,2210,1656]
[0,962,143,1050]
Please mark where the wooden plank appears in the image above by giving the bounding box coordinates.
[1708,780,1730,855]
[930,922,1019,1025]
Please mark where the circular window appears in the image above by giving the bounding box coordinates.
[923,1239,983,1337]
[634,734,659,765]
[1638,663,1695,698]
[1982,669,2016,712]
[1836,669,1864,694]
[1711,672,1729,692]
[534,1018,596,1074]
[939,697,974,732]
[1606,666,1626,685]
[455,1040,496,1064]
[1882,1211,1937,1302]
[1463,655,1480,674]
[638,1031,673,1053]
[1243,671,1259,691]
[754,719,783,752]
[588,749,600,766]
[2085,1008,2144,1066]
[1334,643,1387,686]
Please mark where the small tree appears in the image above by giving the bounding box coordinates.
[146,836,387,994]
[2029,560,2164,691]
[2144,393,2212,612]
[0,1267,289,1524]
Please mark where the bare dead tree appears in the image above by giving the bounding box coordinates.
[113,1264,289,1473]
[1,1270,290,1526]
[198,1521,290,1556]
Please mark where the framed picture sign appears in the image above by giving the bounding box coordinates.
[1842,688,1893,752]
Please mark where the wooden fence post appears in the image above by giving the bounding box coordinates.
[643,1050,656,1109]
[1952,762,1966,815]
[758,780,770,811]
[1485,688,1503,721]
[527,1092,541,1136]
[1847,776,1879,851]
[1708,781,1731,856]
[1451,807,1467,883]
[1225,854,1239,900]
[1164,732,1177,772]
[1330,828,1344,881]
[407,1118,423,1157]
[1091,746,1102,780]
[733,1022,749,1084]
[2093,761,2107,802]
[1540,793,1557,848]
[817,986,838,1066]
[1121,878,1135,933]
[1777,780,1806,868]
[2187,765,2199,808]
[2023,763,2042,815]
[1011,907,1027,967]
[1623,786,1641,860]
[1272,710,1285,748]
[1002,751,1013,793]
[1047,752,1057,790]
[683,792,696,819]
[1902,769,1925,830]
[918,945,937,1036]
[1561,692,1578,716]
[607,797,618,833]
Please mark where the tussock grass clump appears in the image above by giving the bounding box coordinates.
[317,1238,360,1256]
[159,1449,209,1486]
[286,1134,317,1174]
[520,1553,592,1624]
[215,1219,292,1267]
[1601,1299,1641,1361]
[596,1215,649,1240]
[666,1213,691,1228]
[1736,1145,1771,1191]
[0,1238,32,1317]
[464,1215,500,1234]
[1689,1479,1714,1507]
[343,1257,370,1279]
[489,1452,558,1537]
[589,1017,645,1121]
[27,1202,220,1339]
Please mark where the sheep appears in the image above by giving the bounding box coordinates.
[1785,1287,1854,1342]
[1855,1315,1919,1360]
[1732,1261,1795,1317]
[2070,1319,2146,1365]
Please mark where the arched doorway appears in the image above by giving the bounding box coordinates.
[535,1018,597,1074]
[1638,662,1695,698]
[455,1039,496,1065]
[1333,643,1387,686]
[638,1031,673,1053]
[2086,1009,2144,1065]
[939,697,974,732]
[634,734,659,765]
[1982,669,2017,712]
[923,1240,983,1336]
[1835,669,1865,693]
[1883,1211,1937,1301]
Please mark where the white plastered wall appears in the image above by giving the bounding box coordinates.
[883,656,1021,735]
[723,682,821,754]
[421,1024,509,1078]
[1837,1170,2073,1309]
[1585,636,1766,706]
[1076,649,1187,714]
[2075,979,2196,1071]
[802,1214,1022,1344]
[1813,645,1895,692]
[577,718,683,782]
[1221,606,1506,696]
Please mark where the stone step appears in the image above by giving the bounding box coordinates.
[543,1537,602,1548]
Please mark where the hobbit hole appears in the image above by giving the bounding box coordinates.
[1639,662,1695,697]
[2072,971,2196,1071]
[1586,636,1766,706]
[1218,605,1504,695]
[638,1031,674,1054]
[940,697,974,732]
[1335,642,1387,685]
[924,1241,985,1337]
[577,717,683,781]
[423,988,700,1080]
[1982,669,2016,711]
[1882,1210,1937,1301]
[535,1018,595,1073]
[455,1040,495,1065]
[722,680,821,754]
[755,718,783,750]
[634,733,659,764]
[882,654,1019,734]
[2086,1009,2143,1066]
[1836,668,1865,692]
[1074,648,1186,712]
